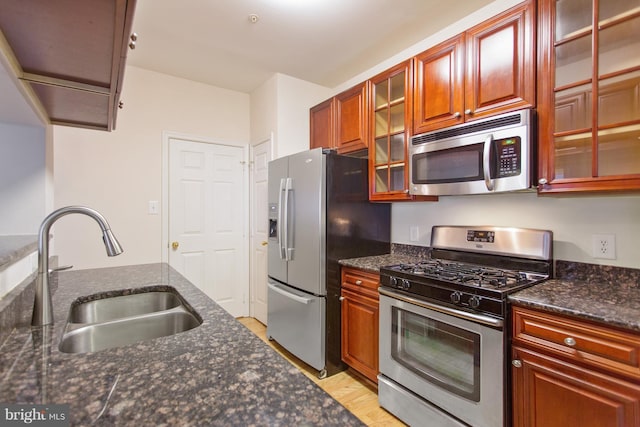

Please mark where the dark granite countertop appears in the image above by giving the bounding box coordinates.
[339,253,423,273]
[509,278,640,332]
[0,263,363,426]
[0,235,37,272]
[339,244,432,274]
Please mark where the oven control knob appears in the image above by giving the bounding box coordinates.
[469,295,482,309]
[390,276,398,287]
[450,291,462,304]
[401,279,411,290]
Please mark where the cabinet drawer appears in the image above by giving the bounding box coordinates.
[341,267,380,297]
[513,306,640,380]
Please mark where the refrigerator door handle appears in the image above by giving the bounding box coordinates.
[278,178,285,259]
[283,177,293,261]
[268,282,313,305]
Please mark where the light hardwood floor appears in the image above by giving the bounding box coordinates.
[237,317,406,427]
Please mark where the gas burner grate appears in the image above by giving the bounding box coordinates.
[389,260,529,289]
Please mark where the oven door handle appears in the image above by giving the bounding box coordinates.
[379,287,504,329]
[483,133,494,191]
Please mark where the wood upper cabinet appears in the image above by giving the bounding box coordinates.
[0,0,137,131]
[368,60,438,201]
[511,306,640,427]
[413,0,535,134]
[310,98,333,150]
[341,267,380,383]
[537,0,640,193]
[334,82,369,154]
[309,83,369,154]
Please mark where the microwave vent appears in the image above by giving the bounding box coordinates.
[412,112,525,145]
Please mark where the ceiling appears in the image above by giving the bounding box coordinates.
[128,0,494,93]
[1,0,496,126]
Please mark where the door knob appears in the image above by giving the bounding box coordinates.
[172,241,179,250]
[261,241,268,246]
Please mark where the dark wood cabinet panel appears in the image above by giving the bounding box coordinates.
[310,98,333,150]
[309,83,368,154]
[413,35,465,133]
[341,267,380,383]
[512,306,640,427]
[335,82,369,154]
[465,0,535,120]
[512,346,640,427]
[413,0,535,134]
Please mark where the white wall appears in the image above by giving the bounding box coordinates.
[52,66,250,269]
[250,72,331,155]
[274,73,332,157]
[0,122,47,234]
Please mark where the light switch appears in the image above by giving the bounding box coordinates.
[148,200,159,215]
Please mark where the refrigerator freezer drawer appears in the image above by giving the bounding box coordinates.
[267,279,325,371]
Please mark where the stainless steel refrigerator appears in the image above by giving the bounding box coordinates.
[267,148,390,378]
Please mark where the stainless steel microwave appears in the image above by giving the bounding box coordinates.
[409,109,535,196]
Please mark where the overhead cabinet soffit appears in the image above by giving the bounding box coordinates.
[0,0,137,131]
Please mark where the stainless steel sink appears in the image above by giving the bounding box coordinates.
[59,288,202,354]
[68,291,183,323]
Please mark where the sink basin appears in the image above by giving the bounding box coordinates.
[68,291,183,323]
[59,288,202,354]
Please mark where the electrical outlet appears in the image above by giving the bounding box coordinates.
[592,234,616,260]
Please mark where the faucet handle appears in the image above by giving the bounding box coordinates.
[49,265,73,274]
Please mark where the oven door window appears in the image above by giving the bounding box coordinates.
[391,306,480,401]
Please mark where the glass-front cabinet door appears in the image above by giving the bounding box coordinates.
[538,0,640,192]
[368,60,437,201]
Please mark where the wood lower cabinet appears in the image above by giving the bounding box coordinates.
[511,306,640,427]
[341,267,380,383]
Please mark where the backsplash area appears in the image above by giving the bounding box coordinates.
[391,192,640,269]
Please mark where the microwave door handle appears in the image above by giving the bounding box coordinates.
[483,134,495,191]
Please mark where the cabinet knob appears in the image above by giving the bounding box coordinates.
[453,112,461,118]
[130,32,138,42]
[355,280,363,285]
[129,41,136,50]
[464,109,473,115]
[118,101,124,109]
[339,296,345,302]
[512,359,522,368]
[564,337,577,347]
[538,178,548,185]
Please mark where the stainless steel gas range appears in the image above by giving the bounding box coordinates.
[378,225,553,427]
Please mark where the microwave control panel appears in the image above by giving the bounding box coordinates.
[495,136,521,177]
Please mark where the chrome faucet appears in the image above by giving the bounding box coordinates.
[32,206,123,326]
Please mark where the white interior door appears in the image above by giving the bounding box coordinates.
[168,137,248,317]
[250,138,271,324]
